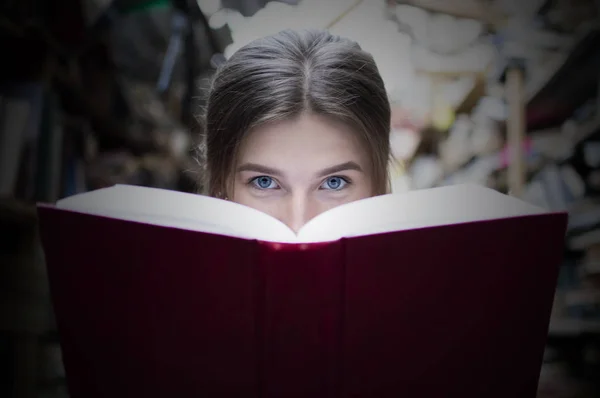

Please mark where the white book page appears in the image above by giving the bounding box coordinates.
[56,185,297,242]
[55,184,549,244]
[296,184,548,243]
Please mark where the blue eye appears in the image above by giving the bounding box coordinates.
[320,176,348,191]
[250,176,279,190]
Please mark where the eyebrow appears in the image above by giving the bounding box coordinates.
[237,163,284,176]
[316,161,363,177]
[236,161,363,178]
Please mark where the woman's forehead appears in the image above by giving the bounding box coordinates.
[238,114,367,159]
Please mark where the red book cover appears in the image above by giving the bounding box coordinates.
[36,184,568,397]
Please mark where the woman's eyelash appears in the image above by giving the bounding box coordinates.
[248,176,279,190]
[246,175,352,191]
[320,176,351,190]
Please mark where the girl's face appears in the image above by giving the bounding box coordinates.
[231,113,374,233]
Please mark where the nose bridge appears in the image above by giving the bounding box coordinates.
[286,192,317,233]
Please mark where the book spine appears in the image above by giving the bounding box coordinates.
[255,240,344,398]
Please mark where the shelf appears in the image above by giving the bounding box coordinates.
[526,26,600,131]
[548,318,600,336]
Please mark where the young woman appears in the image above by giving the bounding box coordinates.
[197,28,391,233]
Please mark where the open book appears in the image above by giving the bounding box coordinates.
[53,183,548,243]
[37,184,568,398]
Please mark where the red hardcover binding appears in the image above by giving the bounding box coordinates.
[37,204,567,398]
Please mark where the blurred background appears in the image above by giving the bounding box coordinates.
[1,0,599,397]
